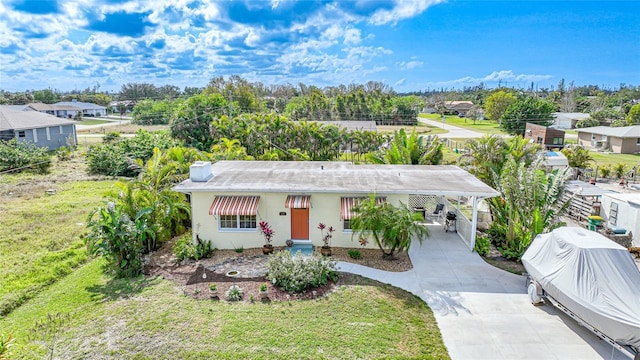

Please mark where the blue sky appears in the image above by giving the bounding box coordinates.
[0,0,638,93]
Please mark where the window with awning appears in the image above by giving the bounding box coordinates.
[209,195,260,216]
[285,195,311,209]
[209,196,260,230]
[340,196,386,220]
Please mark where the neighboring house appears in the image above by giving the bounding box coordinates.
[110,100,135,113]
[524,123,565,149]
[311,121,377,132]
[576,126,640,154]
[173,160,499,251]
[0,107,77,150]
[552,112,590,129]
[599,193,640,247]
[54,100,106,117]
[22,102,81,118]
[444,101,474,116]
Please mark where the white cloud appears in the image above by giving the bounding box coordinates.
[370,0,445,25]
[424,70,554,88]
[397,60,423,70]
[343,28,361,45]
[395,78,406,86]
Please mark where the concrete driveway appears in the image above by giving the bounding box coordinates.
[338,224,627,360]
[418,117,485,139]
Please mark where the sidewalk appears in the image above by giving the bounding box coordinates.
[337,224,626,360]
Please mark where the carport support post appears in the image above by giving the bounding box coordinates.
[470,196,479,251]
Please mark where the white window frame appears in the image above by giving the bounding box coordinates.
[46,127,51,141]
[218,214,257,232]
[33,128,38,142]
[342,219,352,232]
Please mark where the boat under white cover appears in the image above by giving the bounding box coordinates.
[522,227,640,352]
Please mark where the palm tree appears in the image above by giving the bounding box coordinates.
[350,196,429,259]
[561,145,594,169]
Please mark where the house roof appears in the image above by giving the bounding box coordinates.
[553,112,590,121]
[54,101,106,110]
[0,107,76,131]
[173,160,500,198]
[602,192,640,207]
[312,121,377,132]
[22,103,81,112]
[444,101,474,110]
[576,126,640,138]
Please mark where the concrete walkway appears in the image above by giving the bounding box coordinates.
[338,224,626,360]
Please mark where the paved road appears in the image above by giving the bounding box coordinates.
[418,117,485,139]
[338,224,627,360]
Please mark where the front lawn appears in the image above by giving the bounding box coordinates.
[0,259,449,359]
[419,113,507,135]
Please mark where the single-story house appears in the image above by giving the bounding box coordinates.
[599,192,640,247]
[524,123,565,149]
[444,101,474,116]
[173,160,499,251]
[576,125,640,154]
[0,107,77,150]
[54,100,106,117]
[552,112,590,129]
[24,102,81,118]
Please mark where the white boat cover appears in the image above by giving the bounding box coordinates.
[522,227,640,350]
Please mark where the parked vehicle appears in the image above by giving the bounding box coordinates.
[522,227,640,359]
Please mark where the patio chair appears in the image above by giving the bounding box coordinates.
[431,203,444,221]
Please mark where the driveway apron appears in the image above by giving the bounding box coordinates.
[337,224,627,360]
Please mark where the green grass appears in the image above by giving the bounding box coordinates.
[591,152,640,170]
[0,260,449,359]
[0,180,115,316]
[77,119,112,126]
[419,113,507,135]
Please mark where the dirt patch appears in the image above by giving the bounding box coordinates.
[144,242,413,303]
[481,245,526,275]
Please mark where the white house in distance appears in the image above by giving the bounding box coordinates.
[172,160,499,251]
[54,100,107,117]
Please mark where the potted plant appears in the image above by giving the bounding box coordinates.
[209,283,218,298]
[318,223,335,256]
[259,221,275,255]
[285,239,294,248]
[259,283,269,300]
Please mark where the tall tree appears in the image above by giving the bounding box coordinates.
[500,97,555,135]
[484,90,516,122]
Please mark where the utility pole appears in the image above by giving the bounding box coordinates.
[228,91,232,118]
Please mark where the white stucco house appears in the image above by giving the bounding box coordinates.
[599,192,640,247]
[54,100,106,117]
[172,160,499,251]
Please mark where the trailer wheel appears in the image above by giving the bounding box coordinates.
[527,282,544,305]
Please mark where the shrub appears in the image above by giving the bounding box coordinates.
[267,251,338,293]
[86,144,135,177]
[614,163,626,179]
[173,232,211,261]
[0,138,51,174]
[209,283,217,291]
[103,131,121,143]
[225,285,244,301]
[56,146,72,161]
[599,165,611,179]
[347,249,362,259]
[474,235,491,256]
[259,283,268,292]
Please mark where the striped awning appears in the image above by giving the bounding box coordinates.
[209,196,260,216]
[340,196,386,220]
[285,195,311,209]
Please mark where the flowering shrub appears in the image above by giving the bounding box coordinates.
[266,251,338,293]
[317,223,335,248]
[258,221,275,246]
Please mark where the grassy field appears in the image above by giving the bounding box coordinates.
[590,152,640,171]
[1,259,449,359]
[0,179,115,316]
[76,119,112,126]
[419,113,507,135]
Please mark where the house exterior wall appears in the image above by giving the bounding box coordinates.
[524,123,565,149]
[14,124,76,150]
[577,132,601,149]
[619,137,640,154]
[191,191,407,250]
[600,195,640,247]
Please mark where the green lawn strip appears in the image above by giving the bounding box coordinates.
[77,119,112,126]
[2,264,448,359]
[591,152,640,170]
[419,113,506,135]
[0,180,115,316]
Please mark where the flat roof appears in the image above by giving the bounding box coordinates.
[174,160,500,198]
